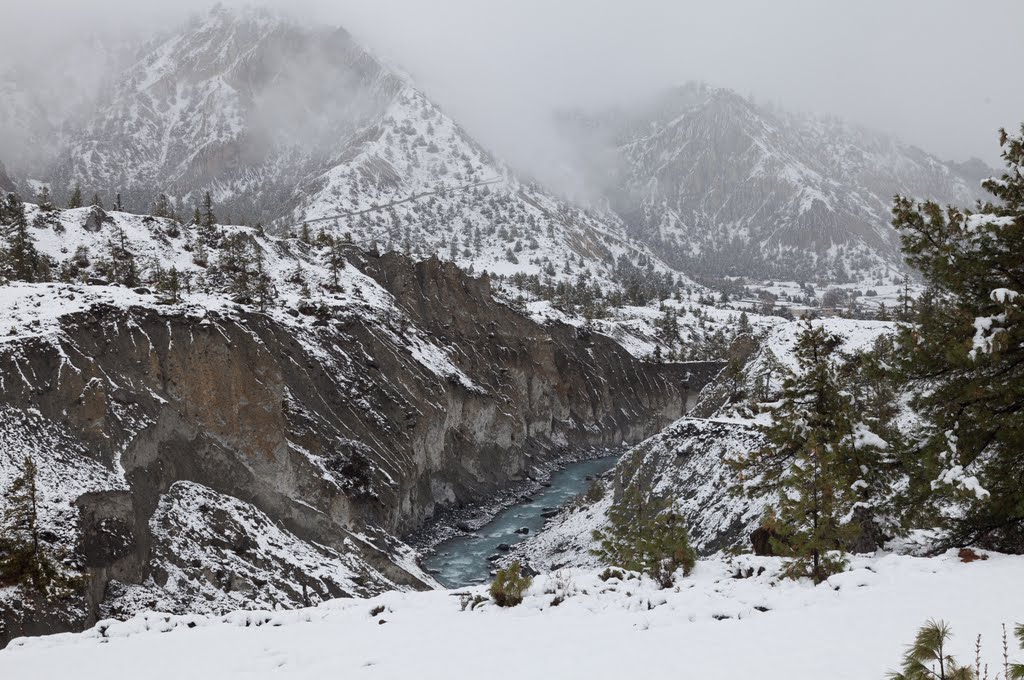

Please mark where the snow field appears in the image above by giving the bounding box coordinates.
[3,551,1020,679]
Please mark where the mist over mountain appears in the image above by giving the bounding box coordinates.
[0,7,684,298]
[0,6,1000,285]
[0,33,136,178]
[47,7,400,221]
[552,83,991,281]
[0,4,1003,284]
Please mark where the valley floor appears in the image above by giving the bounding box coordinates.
[2,551,1019,679]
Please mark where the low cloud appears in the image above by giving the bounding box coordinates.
[1,0,1021,177]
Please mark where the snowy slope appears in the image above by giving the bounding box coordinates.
[2,552,1021,680]
[504,417,768,575]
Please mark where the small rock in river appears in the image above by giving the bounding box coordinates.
[515,527,530,535]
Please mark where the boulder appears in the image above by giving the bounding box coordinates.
[750,526,778,556]
[84,205,111,232]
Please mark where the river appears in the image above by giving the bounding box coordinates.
[423,454,620,587]
[423,395,699,587]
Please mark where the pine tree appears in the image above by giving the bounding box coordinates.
[656,306,679,345]
[730,321,859,582]
[844,334,908,543]
[218,233,255,301]
[114,193,123,212]
[2,193,42,282]
[198,192,218,247]
[202,191,216,227]
[157,266,182,304]
[300,222,311,245]
[252,246,275,312]
[1013,624,1024,680]
[36,185,54,212]
[325,236,346,292]
[152,193,171,218]
[892,125,1024,552]
[0,454,73,596]
[101,224,139,286]
[67,185,83,209]
[90,193,102,209]
[192,239,209,268]
[738,311,752,337]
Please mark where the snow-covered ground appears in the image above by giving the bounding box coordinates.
[2,552,1019,679]
[523,294,782,361]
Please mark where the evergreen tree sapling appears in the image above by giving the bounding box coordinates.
[592,455,696,587]
[888,620,975,680]
[489,561,532,607]
[67,185,83,209]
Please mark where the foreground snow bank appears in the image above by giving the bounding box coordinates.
[2,552,1020,679]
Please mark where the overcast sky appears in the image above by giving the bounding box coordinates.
[2,0,1022,167]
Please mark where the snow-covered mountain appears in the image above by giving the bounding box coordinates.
[41,6,678,295]
[48,6,399,221]
[6,12,994,289]
[555,83,989,281]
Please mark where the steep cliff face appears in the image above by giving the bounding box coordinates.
[0,248,685,645]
